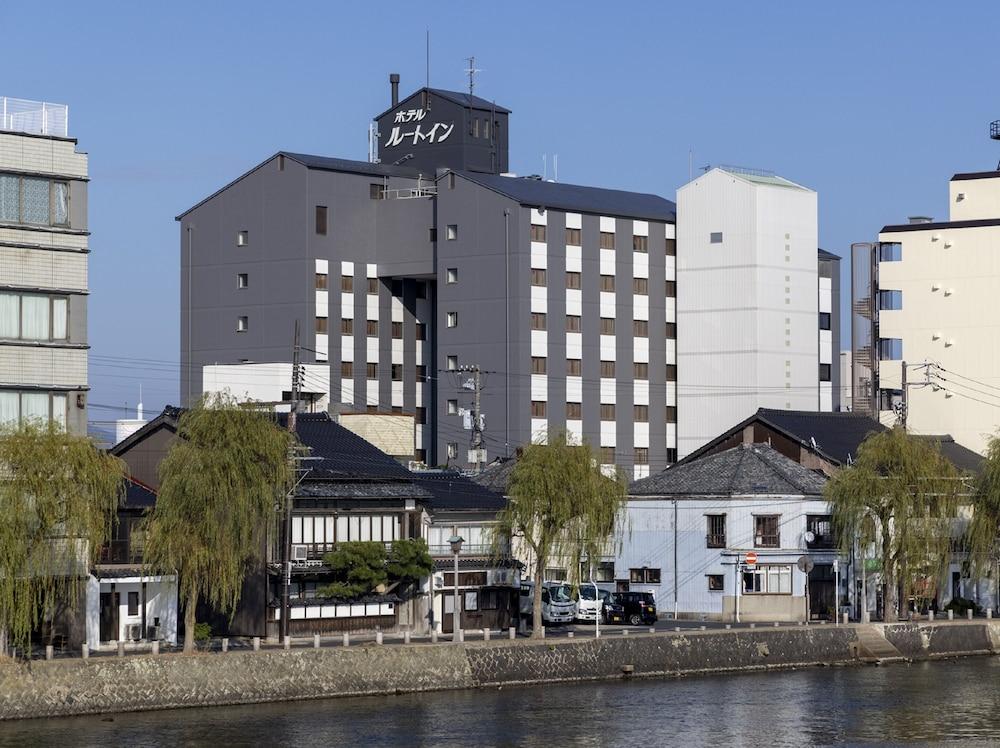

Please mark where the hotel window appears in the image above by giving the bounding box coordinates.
[447,355,458,370]
[633,405,649,422]
[634,448,648,465]
[341,275,353,292]
[0,293,69,341]
[531,356,547,374]
[367,278,379,295]
[448,172,456,189]
[633,278,648,295]
[472,118,479,137]
[633,320,648,337]
[366,320,378,337]
[600,275,615,292]
[237,230,248,246]
[531,401,547,417]
[567,359,582,375]
[710,232,723,244]
[447,399,458,415]
[315,272,328,290]
[447,312,458,328]
[600,446,615,464]
[632,235,648,253]
[366,363,378,379]
[447,225,458,240]
[820,363,832,382]
[600,361,615,378]
[530,224,546,242]
[600,318,615,335]
[707,575,724,591]
[531,268,547,287]
[340,362,353,377]
[566,402,582,419]
[391,364,403,381]
[633,363,649,380]
[566,271,582,289]
[341,318,353,335]
[819,312,831,330]
[566,315,581,332]
[0,391,68,430]
[370,183,384,200]
[531,312,547,331]
[566,228,582,246]
[629,568,660,583]
[391,279,403,297]
[665,280,676,297]
[879,290,903,311]
[666,322,677,339]
[599,231,615,250]
[706,515,726,548]
[236,273,248,289]
[429,227,437,242]
[236,316,248,332]
[600,403,615,420]
[447,443,459,459]
[743,565,791,595]
[666,405,677,423]
[415,364,427,380]
[447,268,458,284]
[665,238,676,257]
[879,242,902,262]
[415,407,426,425]
[416,323,427,341]
[754,515,780,548]
[878,338,903,361]
[665,364,677,381]
[315,206,327,235]
[315,317,328,334]
[666,448,677,463]
[391,321,403,339]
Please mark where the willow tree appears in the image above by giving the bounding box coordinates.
[142,395,292,652]
[966,433,1000,578]
[827,427,961,621]
[0,422,126,654]
[494,430,626,637]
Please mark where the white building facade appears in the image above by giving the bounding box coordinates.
[676,167,836,458]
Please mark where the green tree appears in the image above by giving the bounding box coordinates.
[494,430,626,638]
[386,538,434,590]
[321,541,388,599]
[0,421,126,653]
[966,434,1000,576]
[142,395,292,652]
[826,427,961,622]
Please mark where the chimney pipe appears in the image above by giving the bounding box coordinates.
[390,73,400,107]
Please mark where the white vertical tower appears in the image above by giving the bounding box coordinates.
[676,167,819,457]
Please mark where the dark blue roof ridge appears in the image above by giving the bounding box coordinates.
[373,87,512,121]
[457,171,676,223]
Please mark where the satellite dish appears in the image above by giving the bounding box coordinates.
[797,555,815,573]
[804,530,816,543]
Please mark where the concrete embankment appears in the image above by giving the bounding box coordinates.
[2,621,998,721]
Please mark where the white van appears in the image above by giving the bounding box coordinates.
[576,585,612,623]
[520,581,578,624]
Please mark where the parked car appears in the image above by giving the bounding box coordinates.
[520,581,578,625]
[576,585,612,623]
[604,592,657,625]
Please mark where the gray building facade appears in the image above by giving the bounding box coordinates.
[178,80,677,477]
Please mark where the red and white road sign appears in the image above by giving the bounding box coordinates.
[744,551,758,567]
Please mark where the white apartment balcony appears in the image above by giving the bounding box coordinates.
[1,97,69,138]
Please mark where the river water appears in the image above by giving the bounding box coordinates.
[3,657,1000,747]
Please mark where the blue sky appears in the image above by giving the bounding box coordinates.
[6,2,1000,430]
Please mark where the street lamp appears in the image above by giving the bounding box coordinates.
[449,535,465,641]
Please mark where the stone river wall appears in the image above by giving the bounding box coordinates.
[2,621,998,721]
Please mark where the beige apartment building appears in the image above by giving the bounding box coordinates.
[0,97,88,433]
[855,166,1000,454]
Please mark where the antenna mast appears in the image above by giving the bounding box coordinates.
[465,56,481,95]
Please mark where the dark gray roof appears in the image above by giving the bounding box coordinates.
[469,457,516,494]
[412,470,507,512]
[817,247,840,261]
[373,87,512,121]
[911,435,984,475]
[459,172,676,222]
[297,481,429,500]
[285,413,414,481]
[124,477,157,509]
[881,217,1000,233]
[630,443,828,497]
[280,152,422,179]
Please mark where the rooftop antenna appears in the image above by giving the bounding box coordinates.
[426,29,430,88]
[553,154,558,182]
[465,56,481,95]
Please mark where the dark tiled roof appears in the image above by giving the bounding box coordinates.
[427,88,511,113]
[469,457,516,494]
[286,413,413,481]
[432,557,523,571]
[297,480,430,500]
[817,247,840,260]
[412,470,507,512]
[280,152,422,179]
[630,443,828,497]
[752,408,886,466]
[124,477,157,509]
[912,435,984,475]
[459,172,676,222]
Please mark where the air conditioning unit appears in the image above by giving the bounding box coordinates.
[146,625,161,641]
[127,623,143,641]
[291,545,309,562]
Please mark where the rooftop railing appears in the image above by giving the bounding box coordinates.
[1,97,69,138]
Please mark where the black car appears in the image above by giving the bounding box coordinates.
[604,592,657,626]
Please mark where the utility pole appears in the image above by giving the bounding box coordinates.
[458,364,485,473]
[280,321,302,641]
[900,359,907,430]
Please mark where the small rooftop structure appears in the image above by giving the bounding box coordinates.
[1,96,68,138]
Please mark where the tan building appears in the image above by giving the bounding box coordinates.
[855,165,1000,454]
[0,97,88,433]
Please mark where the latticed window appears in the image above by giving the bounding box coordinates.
[706,515,726,548]
[754,515,780,548]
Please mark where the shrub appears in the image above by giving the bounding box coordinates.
[193,622,212,642]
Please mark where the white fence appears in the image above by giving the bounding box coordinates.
[0,97,69,137]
